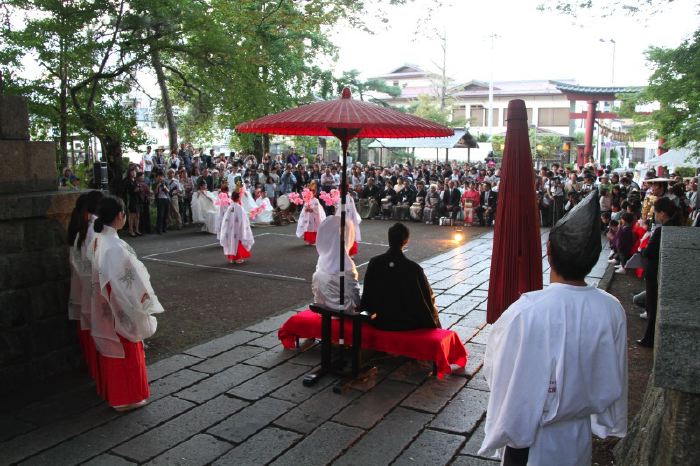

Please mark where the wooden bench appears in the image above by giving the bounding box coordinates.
[278,308,468,380]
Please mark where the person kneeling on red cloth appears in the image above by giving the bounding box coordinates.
[91,196,164,412]
[360,223,441,330]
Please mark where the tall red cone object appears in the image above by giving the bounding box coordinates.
[486,99,543,324]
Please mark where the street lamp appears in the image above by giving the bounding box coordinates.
[599,38,616,86]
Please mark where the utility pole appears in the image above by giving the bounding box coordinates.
[599,38,616,86]
[488,33,499,139]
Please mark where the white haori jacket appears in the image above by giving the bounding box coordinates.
[192,190,218,233]
[479,283,628,466]
[219,202,254,257]
[296,197,326,238]
[335,194,362,242]
[311,216,361,312]
[90,226,163,358]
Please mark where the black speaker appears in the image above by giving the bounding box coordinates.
[93,162,108,190]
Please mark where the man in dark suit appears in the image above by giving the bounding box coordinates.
[476,181,497,226]
[361,223,441,330]
[442,180,462,221]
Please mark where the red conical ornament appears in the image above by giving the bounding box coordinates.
[486,99,543,324]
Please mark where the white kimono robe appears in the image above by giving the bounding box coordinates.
[214,194,230,239]
[90,226,164,358]
[479,283,628,466]
[296,198,326,238]
[192,190,218,233]
[335,194,362,242]
[219,202,255,257]
[311,216,361,312]
[253,197,273,225]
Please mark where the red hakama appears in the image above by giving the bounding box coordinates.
[303,231,317,245]
[348,241,358,256]
[78,323,99,382]
[98,334,149,407]
[227,241,251,261]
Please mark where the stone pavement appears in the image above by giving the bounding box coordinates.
[0,230,610,466]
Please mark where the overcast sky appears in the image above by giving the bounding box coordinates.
[325,0,699,87]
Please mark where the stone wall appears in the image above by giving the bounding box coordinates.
[614,227,700,465]
[0,94,83,394]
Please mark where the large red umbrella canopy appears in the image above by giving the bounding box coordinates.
[236,88,452,312]
[235,87,454,140]
[486,99,543,324]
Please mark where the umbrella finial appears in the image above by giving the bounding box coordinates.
[341,87,352,99]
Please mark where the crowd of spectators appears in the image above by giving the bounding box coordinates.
[73,140,698,240]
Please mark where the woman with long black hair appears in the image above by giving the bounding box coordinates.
[90,195,164,411]
[68,191,103,381]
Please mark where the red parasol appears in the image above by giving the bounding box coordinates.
[236,88,452,311]
[237,88,452,386]
[486,99,543,324]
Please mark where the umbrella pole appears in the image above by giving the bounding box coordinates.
[336,136,349,378]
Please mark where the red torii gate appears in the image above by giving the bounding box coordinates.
[551,81,643,166]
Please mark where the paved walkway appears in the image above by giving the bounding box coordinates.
[0,230,610,466]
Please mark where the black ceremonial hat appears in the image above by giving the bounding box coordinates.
[549,188,601,270]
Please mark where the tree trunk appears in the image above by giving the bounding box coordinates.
[151,48,178,151]
[253,136,264,161]
[263,134,270,157]
[58,37,68,169]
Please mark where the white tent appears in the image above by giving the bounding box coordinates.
[644,147,700,169]
[367,129,487,163]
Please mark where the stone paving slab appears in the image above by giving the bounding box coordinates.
[392,428,465,466]
[112,395,247,462]
[150,368,209,401]
[274,385,362,434]
[228,362,309,401]
[145,434,232,466]
[333,407,433,466]
[175,364,264,404]
[207,397,295,443]
[148,354,203,381]
[21,396,195,465]
[332,379,415,429]
[1,403,121,464]
[270,422,363,466]
[184,330,261,359]
[451,455,500,466]
[401,375,466,414]
[212,427,301,466]
[430,387,488,435]
[269,367,336,404]
[82,454,136,466]
[189,345,264,374]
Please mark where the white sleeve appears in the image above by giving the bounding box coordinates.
[480,301,550,453]
[105,247,163,342]
[591,310,628,438]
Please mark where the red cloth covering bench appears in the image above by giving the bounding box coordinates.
[278,309,468,379]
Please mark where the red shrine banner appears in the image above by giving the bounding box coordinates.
[486,99,543,324]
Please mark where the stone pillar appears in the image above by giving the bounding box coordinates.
[614,227,700,465]
[0,93,82,394]
[584,100,597,159]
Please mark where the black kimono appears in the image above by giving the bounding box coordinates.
[360,248,441,331]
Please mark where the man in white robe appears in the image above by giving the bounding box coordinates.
[253,190,274,225]
[479,190,627,466]
[311,215,361,312]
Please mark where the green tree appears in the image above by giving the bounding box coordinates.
[620,29,700,159]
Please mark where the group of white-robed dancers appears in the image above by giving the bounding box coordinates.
[191,179,362,265]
